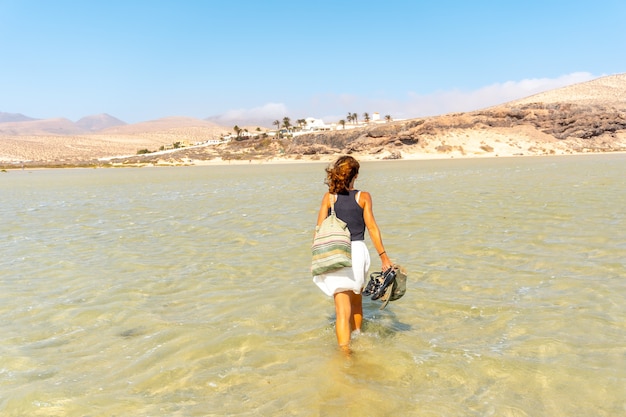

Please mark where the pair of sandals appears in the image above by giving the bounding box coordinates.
[363,264,407,309]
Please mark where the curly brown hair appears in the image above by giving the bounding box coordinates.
[325,155,360,194]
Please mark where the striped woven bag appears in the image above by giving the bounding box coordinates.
[311,194,352,276]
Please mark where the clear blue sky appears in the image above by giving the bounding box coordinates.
[1,0,624,125]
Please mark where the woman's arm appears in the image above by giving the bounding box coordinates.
[361,191,392,271]
[314,192,331,233]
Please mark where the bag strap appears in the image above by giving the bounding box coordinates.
[329,193,337,215]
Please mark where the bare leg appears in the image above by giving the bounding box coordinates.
[333,291,352,348]
[349,291,363,332]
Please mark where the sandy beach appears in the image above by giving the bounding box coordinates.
[1,128,625,170]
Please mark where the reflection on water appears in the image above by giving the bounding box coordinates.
[1,155,625,416]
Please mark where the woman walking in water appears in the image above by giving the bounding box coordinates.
[313,156,392,351]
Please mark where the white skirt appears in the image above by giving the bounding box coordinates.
[312,240,371,296]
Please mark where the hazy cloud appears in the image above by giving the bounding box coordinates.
[401,72,597,117]
[207,102,288,127]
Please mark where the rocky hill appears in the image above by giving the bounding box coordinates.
[285,100,626,157]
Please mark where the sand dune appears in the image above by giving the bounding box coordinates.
[507,73,626,107]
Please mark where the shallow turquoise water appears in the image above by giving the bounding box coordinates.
[1,155,625,416]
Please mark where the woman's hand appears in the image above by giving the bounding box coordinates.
[380,252,392,272]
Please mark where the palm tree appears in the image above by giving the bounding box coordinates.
[385,115,392,123]
[282,117,291,132]
[346,113,353,124]
[273,120,281,139]
[351,113,358,124]
[297,118,306,131]
[233,125,242,139]
[363,112,370,123]
[339,119,346,129]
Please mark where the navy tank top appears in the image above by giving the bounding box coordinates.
[331,190,365,241]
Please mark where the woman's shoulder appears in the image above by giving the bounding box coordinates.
[355,190,371,207]
[321,191,334,204]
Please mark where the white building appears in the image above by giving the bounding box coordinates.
[303,117,331,131]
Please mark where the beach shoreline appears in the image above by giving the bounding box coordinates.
[3,147,626,172]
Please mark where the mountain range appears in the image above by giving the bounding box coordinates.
[0,113,127,135]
